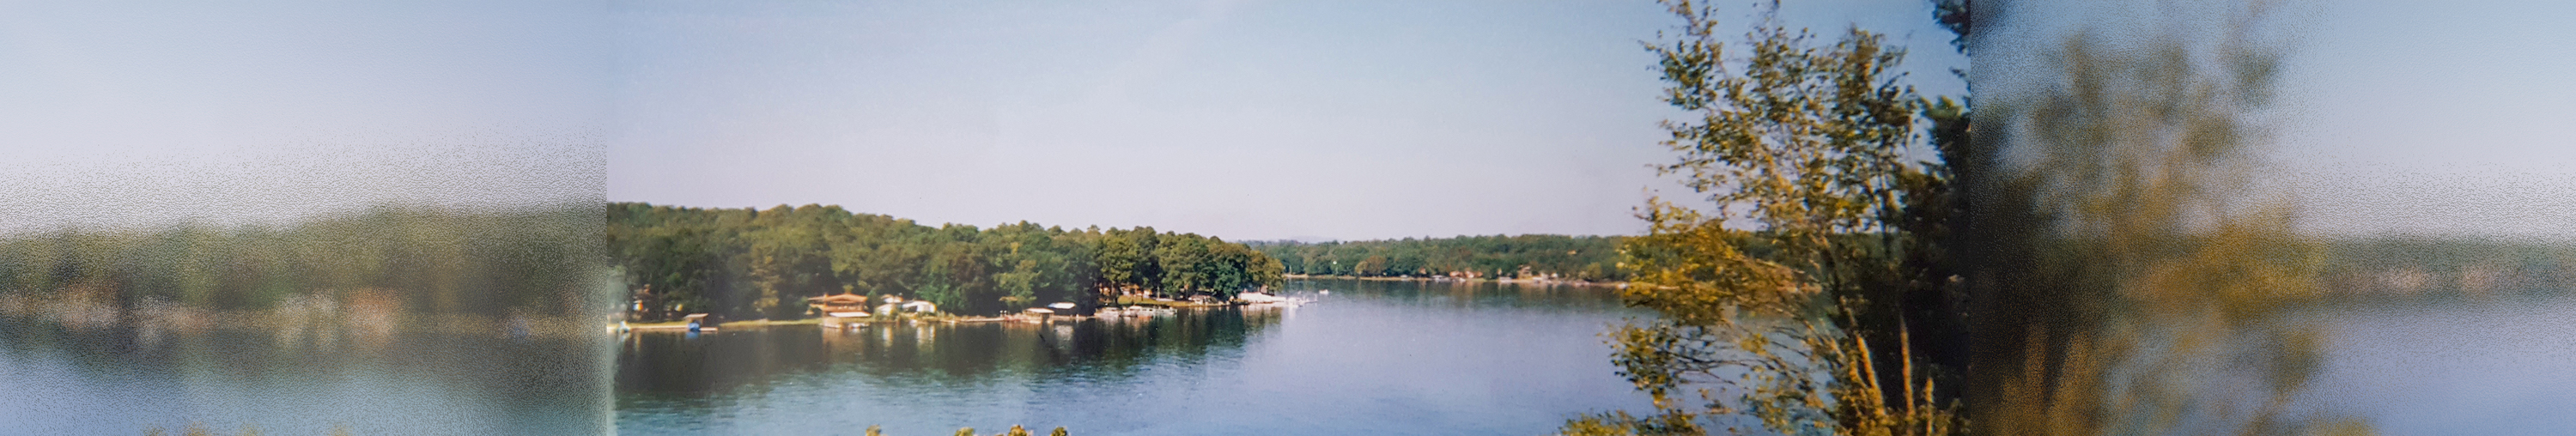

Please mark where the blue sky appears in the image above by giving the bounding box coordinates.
[2275,0,2576,240]
[0,0,607,233]
[1977,0,2576,241]
[607,0,1969,241]
[3,1,2564,241]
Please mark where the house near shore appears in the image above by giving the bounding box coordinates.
[805,294,872,318]
[870,294,940,315]
[807,294,873,329]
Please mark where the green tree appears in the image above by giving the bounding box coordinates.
[1565,1,1958,434]
[602,203,1269,318]
[827,214,921,300]
[1154,234,1210,296]
[1249,235,1628,281]
[1097,227,1160,297]
[1957,2,2374,434]
[984,221,1093,309]
[1351,255,1387,278]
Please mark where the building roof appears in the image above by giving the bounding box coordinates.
[806,294,870,305]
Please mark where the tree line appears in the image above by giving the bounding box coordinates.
[2316,237,2576,300]
[606,203,1285,321]
[0,204,602,317]
[1246,235,1629,282]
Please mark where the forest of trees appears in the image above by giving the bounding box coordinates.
[2317,238,2576,301]
[0,204,603,318]
[1248,235,1628,282]
[606,203,1285,321]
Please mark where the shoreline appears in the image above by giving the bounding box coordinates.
[1284,274,1626,288]
[625,298,1305,332]
[0,294,617,341]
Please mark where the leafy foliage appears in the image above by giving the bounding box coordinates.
[1249,234,1626,282]
[607,203,1282,320]
[0,204,603,317]
[1956,2,2379,433]
[1565,1,1963,434]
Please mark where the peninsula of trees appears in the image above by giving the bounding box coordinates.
[607,203,1285,321]
[1247,235,1628,282]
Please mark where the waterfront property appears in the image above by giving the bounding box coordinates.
[808,294,875,330]
[612,278,1652,435]
[807,294,874,317]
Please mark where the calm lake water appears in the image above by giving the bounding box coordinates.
[2303,294,2576,434]
[0,315,611,435]
[613,278,1656,435]
[13,281,2559,435]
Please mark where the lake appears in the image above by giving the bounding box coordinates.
[0,312,612,435]
[613,278,1656,435]
[2302,294,2576,434]
[13,279,2560,435]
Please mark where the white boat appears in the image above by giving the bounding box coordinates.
[820,312,872,330]
[1237,292,1304,307]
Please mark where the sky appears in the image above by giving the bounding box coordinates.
[3,1,2564,242]
[2272,0,2576,240]
[607,0,1970,242]
[0,0,608,234]
[1976,0,2576,241]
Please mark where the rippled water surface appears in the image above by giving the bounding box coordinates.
[614,278,1654,435]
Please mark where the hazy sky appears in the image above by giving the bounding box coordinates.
[2274,0,2576,240]
[6,1,2563,242]
[0,0,608,234]
[1977,0,2576,241]
[608,0,1971,241]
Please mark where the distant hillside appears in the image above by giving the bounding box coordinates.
[0,204,601,317]
[2318,237,2576,301]
[1247,233,2576,298]
[1247,235,1627,282]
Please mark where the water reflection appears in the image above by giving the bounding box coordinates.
[1297,278,1634,313]
[0,204,616,433]
[618,304,1285,397]
[0,313,608,435]
[614,278,1652,436]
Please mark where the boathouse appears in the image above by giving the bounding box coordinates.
[806,294,872,317]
